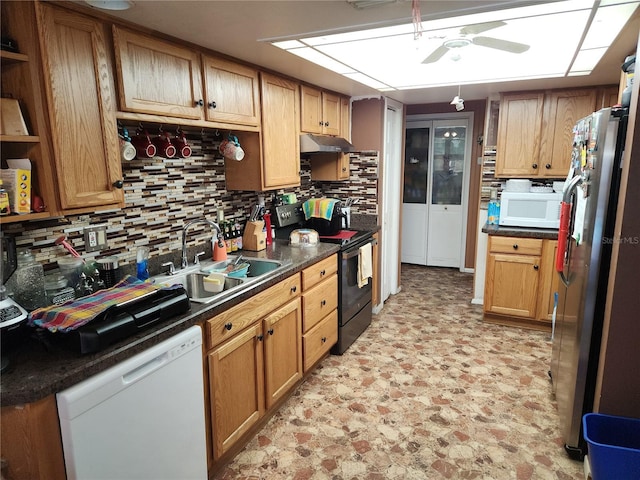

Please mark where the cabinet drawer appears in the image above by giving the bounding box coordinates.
[301,255,338,291]
[206,274,300,349]
[302,275,338,332]
[303,310,337,372]
[489,236,543,256]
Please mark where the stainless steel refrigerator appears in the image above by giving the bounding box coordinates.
[550,107,629,460]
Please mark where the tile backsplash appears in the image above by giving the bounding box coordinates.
[2,128,379,273]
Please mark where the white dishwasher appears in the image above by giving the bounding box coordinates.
[57,325,208,480]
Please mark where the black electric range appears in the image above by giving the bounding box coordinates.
[273,202,374,354]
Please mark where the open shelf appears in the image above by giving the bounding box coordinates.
[0,50,29,63]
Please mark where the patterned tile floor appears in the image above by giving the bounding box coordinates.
[215,265,584,480]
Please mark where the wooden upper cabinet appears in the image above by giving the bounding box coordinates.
[495,92,544,177]
[300,85,323,134]
[300,85,341,136]
[340,96,351,140]
[223,72,300,191]
[37,3,123,210]
[539,89,597,177]
[260,72,300,189]
[322,91,341,136]
[496,88,600,179]
[112,26,204,119]
[202,55,260,126]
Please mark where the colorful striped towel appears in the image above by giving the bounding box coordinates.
[303,198,338,221]
[28,276,162,333]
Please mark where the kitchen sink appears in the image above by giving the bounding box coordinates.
[152,255,290,305]
[182,272,244,301]
[200,257,284,278]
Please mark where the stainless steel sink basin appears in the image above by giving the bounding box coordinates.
[182,272,244,301]
[152,256,290,305]
[200,257,283,278]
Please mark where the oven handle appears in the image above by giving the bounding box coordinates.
[343,239,376,260]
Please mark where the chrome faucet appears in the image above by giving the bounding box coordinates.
[181,218,222,269]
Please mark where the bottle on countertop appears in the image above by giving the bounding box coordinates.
[235,222,243,250]
[488,188,500,225]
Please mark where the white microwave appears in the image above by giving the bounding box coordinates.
[499,191,563,229]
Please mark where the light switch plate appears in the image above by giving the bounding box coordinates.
[84,226,107,252]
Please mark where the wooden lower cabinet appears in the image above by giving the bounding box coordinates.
[208,297,301,460]
[0,395,66,480]
[208,323,265,460]
[301,255,338,371]
[484,235,558,330]
[263,299,303,409]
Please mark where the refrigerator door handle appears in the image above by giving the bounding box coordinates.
[557,175,583,285]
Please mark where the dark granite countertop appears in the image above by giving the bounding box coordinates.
[0,239,341,406]
[482,223,559,240]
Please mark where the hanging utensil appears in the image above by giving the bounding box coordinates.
[55,235,85,262]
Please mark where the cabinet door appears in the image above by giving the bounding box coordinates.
[300,85,323,134]
[208,323,264,460]
[340,96,351,140]
[485,252,540,318]
[538,240,560,322]
[303,310,338,372]
[37,4,123,210]
[202,55,260,126]
[322,91,341,136]
[495,92,544,177]
[263,298,302,409]
[539,89,596,178]
[260,72,300,189]
[112,26,203,119]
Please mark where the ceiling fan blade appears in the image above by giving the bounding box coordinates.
[422,45,449,64]
[472,36,530,54]
[460,21,506,35]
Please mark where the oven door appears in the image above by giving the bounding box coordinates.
[340,238,373,324]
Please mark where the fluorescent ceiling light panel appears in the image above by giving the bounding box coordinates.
[270,0,639,91]
[285,47,354,74]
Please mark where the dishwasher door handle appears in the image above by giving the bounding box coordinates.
[122,353,168,385]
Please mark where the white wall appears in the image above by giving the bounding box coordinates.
[472,208,488,305]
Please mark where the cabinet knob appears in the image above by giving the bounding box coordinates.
[321,337,327,343]
[257,334,264,341]
[267,328,274,335]
[513,244,518,250]
[342,167,347,172]
[545,163,551,169]
[319,121,323,126]
[533,264,539,271]
[324,122,329,127]
[532,163,538,169]
[195,99,204,107]
[320,269,325,276]
[290,286,297,293]
[208,101,217,109]
[224,322,233,331]
[112,180,124,189]
[321,299,326,306]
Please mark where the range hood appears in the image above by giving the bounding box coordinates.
[300,134,355,154]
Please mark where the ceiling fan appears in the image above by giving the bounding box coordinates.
[422,21,530,64]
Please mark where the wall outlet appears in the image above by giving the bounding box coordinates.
[84,226,107,252]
